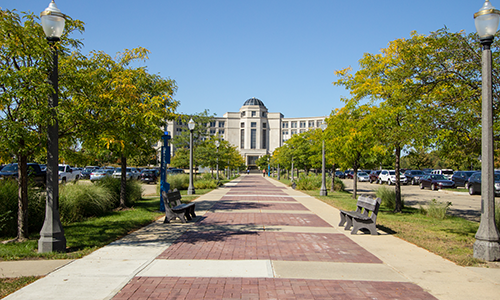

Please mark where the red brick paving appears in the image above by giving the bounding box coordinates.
[221,196,297,202]
[157,232,382,263]
[226,190,288,195]
[112,277,438,300]
[211,201,309,211]
[197,212,331,227]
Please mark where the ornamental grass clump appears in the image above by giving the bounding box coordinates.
[94,177,142,207]
[296,174,322,190]
[376,186,404,210]
[0,179,45,237]
[332,177,344,192]
[423,199,452,220]
[59,183,114,223]
[167,174,189,190]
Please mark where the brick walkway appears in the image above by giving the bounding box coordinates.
[114,277,433,300]
[112,175,437,300]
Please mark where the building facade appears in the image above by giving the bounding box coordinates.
[166,97,326,167]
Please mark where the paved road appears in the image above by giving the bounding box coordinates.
[342,179,497,222]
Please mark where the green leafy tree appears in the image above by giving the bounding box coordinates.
[72,48,178,208]
[0,9,83,240]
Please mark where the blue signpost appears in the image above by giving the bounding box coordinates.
[159,131,171,212]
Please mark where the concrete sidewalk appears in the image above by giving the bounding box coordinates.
[3,175,500,299]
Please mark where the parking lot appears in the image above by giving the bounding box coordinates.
[341,179,496,222]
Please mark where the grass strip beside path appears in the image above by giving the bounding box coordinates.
[0,277,40,299]
[303,190,484,267]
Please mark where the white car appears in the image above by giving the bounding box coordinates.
[357,172,370,182]
[378,170,407,185]
[113,167,140,180]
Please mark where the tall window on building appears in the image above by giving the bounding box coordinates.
[262,123,267,128]
[282,122,289,128]
[300,121,306,128]
[291,121,297,128]
[251,122,256,127]
[316,120,322,127]
[251,129,256,149]
[291,129,297,136]
[210,121,216,127]
[241,111,246,117]
[251,111,256,117]
[262,129,266,149]
[241,122,244,128]
[218,121,225,128]
[240,129,245,149]
[308,120,315,128]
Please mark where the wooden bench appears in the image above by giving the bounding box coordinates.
[162,190,196,223]
[338,195,381,235]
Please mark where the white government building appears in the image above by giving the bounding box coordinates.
[166,97,326,168]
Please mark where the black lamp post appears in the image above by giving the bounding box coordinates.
[187,119,196,195]
[38,0,67,253]
[473,0,500,261]
[215,139,220,184]
[320,121,328,196]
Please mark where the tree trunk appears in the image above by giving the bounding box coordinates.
[352,166,358,199]
[17,154,29,241]
[120,156,127,208]
[394,145,403,213]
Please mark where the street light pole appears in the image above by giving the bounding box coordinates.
[320,121,328,196]
[474,0,500,261]
[38,0,67,253]
[187,119,196,195]
[215,140,220,184]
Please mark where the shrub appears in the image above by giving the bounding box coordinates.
[167,174,189,191]
[376,186,404,210]
[332,177,344,192]
[0,179,45,238]
[94,177,142,207]
[59,184,114,223]
[296,175,322,190]
[424,199,452,220]
[194,179,218,189]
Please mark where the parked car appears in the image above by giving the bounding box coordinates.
[113,167,140,180]
[404,170,425,185]
[334,170,345,178]
[467,172,500,196]
[378,170,407,185]
[58,164,81,184]
[345,171,355,179]
[369,170,381,184]
[451,171,477,188]
[419,174,456,190]
[431,169,454,180]
[80,167,99,180]
[90,169,113,182]
[0,163,46,186]
[357,171,370,182]
[167,168,185,175]
[140,169,158,184]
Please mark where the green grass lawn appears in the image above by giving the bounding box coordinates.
[0,277,40,299]
[0,197,165,260]
[303,189,483,267]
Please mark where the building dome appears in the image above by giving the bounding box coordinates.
[243,97,266,107]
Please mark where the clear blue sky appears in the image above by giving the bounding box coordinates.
[4,0,483,118]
